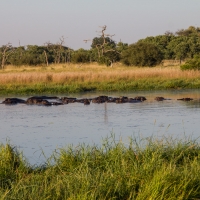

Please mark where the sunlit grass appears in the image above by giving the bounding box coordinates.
[1,135,200,199]
[1,63,200,94]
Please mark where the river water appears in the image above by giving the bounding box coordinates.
[0,89,200,165]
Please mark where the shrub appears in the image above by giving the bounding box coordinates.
[71,49,90,63]
[121,42,163,67]
[181,55,200,70]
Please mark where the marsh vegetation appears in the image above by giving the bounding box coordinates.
[1,136,200,199]
[0,63,200,95]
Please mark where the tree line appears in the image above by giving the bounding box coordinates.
[1,26,200,69]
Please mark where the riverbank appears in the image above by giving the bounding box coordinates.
[1,63,200,95]
[1,136,200,199]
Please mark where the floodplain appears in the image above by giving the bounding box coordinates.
[1,63,200,95]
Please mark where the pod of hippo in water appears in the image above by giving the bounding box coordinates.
[177,98,193,101]
[0,95,195,105]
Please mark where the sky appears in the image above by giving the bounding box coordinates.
[0,0,200,50]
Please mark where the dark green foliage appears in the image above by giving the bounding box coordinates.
[22,45,46,65]
[122,42,163,66]
[166,36,191,61]
[91,37,116,49]
[176,26,200,36]
[91,37,120,66]
[47,44,70,64]
[138,27,200,61]
[138,35,175,58]
[98,50,120,66]
[5,45,48,66]
[71,49,91,63]
[116,42,128,53]
[181,55,200,70]
[3,45,71,66]
[7,46,26,66]
[1,26,200,68]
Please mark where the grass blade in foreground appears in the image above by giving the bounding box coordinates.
[0,136,200,199]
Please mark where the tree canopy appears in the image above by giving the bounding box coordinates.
[121,42,163,66]
[1,26,200,68]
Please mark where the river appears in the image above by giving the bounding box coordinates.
[0,89,200,165]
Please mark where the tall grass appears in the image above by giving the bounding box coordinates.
[1,136,200,199]
[1,63,200,94]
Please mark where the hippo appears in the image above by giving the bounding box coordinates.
[2,98,26,104]
[40,100,51,106]
[26,96,62,106]
[177,98,193,101]
[84,99,91,105]
[115,98,123,104]
[128,98,143,103]
[60,97,77,104]
[26,98,50,105]
[115,96,129,104]
[26,98,40,104]
[155,97,165,101]
[107,97,116,103]
[92,96,109,103]
[134,96,147,101]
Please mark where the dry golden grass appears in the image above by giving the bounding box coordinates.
[0,63,200,85]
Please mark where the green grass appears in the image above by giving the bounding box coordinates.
[1,63,200,95]
[1,78,200,95]
[1,136,200,199]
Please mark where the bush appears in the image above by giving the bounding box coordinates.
[98,56,112,66]
[71,49,90,63]
[121,42,163,67]
[181,55,200,70]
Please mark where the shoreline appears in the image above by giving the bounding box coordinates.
[0,78,200,95]
[0,64,200,95]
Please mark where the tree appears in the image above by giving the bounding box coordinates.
[8,46,26,66]
[187,36,200,59]
[0,43,15,69]
[164,31,174,36]
[174,42,189,64]
[180,55,200,70]
[121,42,163,66]
[46,36,70,64]
[71,48,90,63]
[176,26,200,37]
[166,35,200,62]
[138,35,175,59]
[22,45,47,65]
[90,25,120,66]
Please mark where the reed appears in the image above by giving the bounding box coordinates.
[0,136,200,199]
[1,63,200,94]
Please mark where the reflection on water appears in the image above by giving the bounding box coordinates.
[0,89,200,165]
[184,100,200,108]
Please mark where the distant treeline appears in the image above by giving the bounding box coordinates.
[1,26,200,68]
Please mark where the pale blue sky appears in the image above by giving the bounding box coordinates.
[0,0,199,49]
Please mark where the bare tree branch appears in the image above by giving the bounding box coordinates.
[0,43,15,69]
[45,36,67,64]
[83,39,91,43]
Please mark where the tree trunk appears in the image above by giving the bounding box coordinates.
[1,54,5,69]
[43,50,48,66]
[110,60,113,67]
